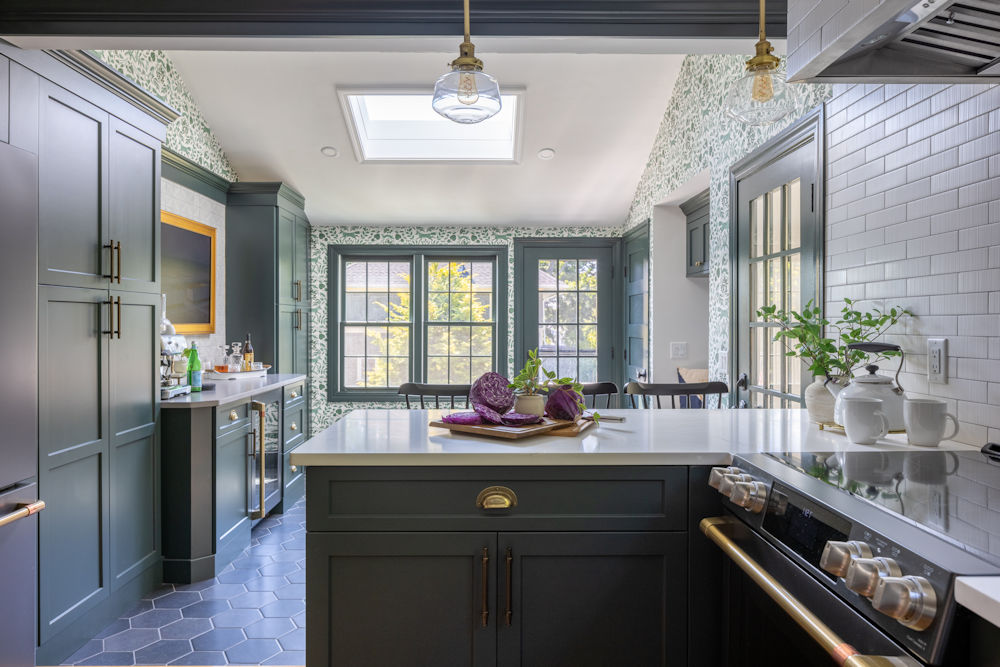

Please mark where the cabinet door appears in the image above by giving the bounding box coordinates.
[109,290,160,588]
[306,532,497,667]
[277,209,295,305]
[109,118,160,294]
[216,422,251,570]
[38,81,110,289]
[38,285,111,642]
[498,532,686,667]
[293,307,309,375]
[686,221,705,276]
[294,217,309,301]
[277,305,296,374]
[0,482,38,667]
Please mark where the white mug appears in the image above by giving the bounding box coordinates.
[904,398,959,447]
[843,397,889,446]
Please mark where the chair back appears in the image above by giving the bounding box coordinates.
[579,382,620,409]
[624,381,729,409]
[397,383,471,409]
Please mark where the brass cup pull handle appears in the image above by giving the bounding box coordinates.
[290,422,298,431]
[694,260,704,267]
[229,410,239,422]
[0,500,45,529]
[476,486,518,510]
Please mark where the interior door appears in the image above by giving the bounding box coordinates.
[623,223,649,389]
[517,242,616,384]
[732,111,822,409]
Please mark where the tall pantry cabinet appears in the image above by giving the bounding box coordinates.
[0,45,176,665]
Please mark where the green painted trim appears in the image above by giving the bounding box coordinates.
[228,181,307,212]
[162,147,230,204]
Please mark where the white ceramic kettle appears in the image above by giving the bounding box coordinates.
[826,343,906,431]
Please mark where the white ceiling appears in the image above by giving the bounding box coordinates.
[167,48,687,226]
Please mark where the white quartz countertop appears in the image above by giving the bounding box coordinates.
[161,373,306,408]
[956,577,1000,629]
[290,408,976,467]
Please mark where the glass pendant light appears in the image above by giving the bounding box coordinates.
[724,0,796,126]
[432,0,501,124]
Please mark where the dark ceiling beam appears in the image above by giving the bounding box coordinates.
[0,1,786,39]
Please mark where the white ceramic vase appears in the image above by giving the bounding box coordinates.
[804,376,837,425]
[513,394,545,417]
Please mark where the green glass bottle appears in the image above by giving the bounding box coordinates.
[188,341,203,392]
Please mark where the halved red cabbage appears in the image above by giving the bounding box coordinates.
[473,402,504,424]
[545,385,583,421]
[500,412,543,426]
[441,412,484,425]
[469,372,515,413]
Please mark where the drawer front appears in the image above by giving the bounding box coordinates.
[284,382,305,408]
[217,401,250,437]
[283,448,305,508]
[306,466,687,532]
[284,402,306,449]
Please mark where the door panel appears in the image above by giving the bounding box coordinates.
[0,482,38,667]
[498,532,685,667]
[110,118,160,293]
[624,225,649,386]
[277,209,295,305]
[38,285,111,641]
[294,217,309,300]
[110,291,158,437]
[110,433,157,586]
[38,81,109,288]
[294,308,309,375]
[277,306,296,374]
[0,141,38,489]
[216,426,250,544]
[306,532,497,667]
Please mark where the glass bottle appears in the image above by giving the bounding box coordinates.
[188,341,203,392]
[243,333,254,370]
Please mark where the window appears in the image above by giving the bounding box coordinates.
[329,246,507,401]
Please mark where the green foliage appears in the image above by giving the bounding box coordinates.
[755,298,911,379]
[508,348,597,421]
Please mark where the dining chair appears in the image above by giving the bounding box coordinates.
[580,381,620,409]
[625,381,729,409]
[397,383,471,409]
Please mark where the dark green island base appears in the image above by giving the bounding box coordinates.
[302,465,725,667]
[160,373,307,583]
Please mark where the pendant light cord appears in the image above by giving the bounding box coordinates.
[759,0,766,41]
[464,0,472,42]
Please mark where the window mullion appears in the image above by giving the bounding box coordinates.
[413,253,425,384]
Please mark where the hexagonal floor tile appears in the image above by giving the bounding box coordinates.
[102,628,159,652]
[190,627,246,652]
[200,583,248,600]
[217,568,261,584]
[234,555,275,570]
[225,638,280,664]
[244,576,290,592]
[278,628,305,651]
[273,583,305,600]
[153,591,203,609]
[258,561,299,577]
[263,650,305,665]
[77,651,135,665]
[63,639,103,664]
[181,599,231,618]
[230,590,277,609]
[159,617,213,640]
[244,617,295,639]
[95,619,129,639]
[167,650,228,665]
[261,600,304,618]
[212,608,264,628]
[129,609,182,629]
[133,639,192,665]
[285,569,306,584]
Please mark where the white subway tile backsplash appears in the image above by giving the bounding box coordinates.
[884,218,930,243]
[907,273,958,296]
[930,248,988,274]
[959,176,1000,207]
[884,137,931,171]
[906,148,959,182]
[958,315,1000,336]
[885,256,930,279]
[906,190,959,219]
[885,178,930,207]
[959,269,1000,293]
[907,231,958,257]
[928,292,989,315]
[930,204,990,235]
[959,86,1000,122]
[865,241,907,264]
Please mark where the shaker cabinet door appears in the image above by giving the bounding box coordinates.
[306,532,498,667]
[294,217,309,300]
[37,81,110,289]
[277,209,296,305]
[498,532,686,667]
[109,118,161,294]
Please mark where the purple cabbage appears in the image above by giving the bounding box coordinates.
[469,372,515,413]
[473,402,504,424]
[545,385,583,421]
[441,412,484,425]
[500,412,543,426]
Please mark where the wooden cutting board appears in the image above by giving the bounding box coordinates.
[547,418,597,437]
[429,417,566,439]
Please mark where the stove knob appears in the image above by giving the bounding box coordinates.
[872,576,937,631]
[718,473,754,497]
[708,466,742,489]
[820,540,873,577]
[844,557,901,597]
[729,481,768,513]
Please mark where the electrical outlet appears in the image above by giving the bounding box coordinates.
[670,342,688,359]
[927,338,947,383]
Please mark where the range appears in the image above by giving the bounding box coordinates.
[704,448,1000,666]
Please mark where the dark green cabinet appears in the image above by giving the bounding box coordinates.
[682,189,709,277]
[227,183,311,377]
[215,409,252,570]
[109,118,161,294]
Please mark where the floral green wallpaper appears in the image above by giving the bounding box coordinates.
[92,50,238,181]
[308,224,622,431]
[626,54,831,390]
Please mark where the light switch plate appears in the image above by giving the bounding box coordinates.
[927,338,947,383]
[670,342,688,359]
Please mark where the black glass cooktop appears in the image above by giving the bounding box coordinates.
[765,448,1000,568]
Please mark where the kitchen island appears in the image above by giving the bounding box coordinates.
[292,409,975,666]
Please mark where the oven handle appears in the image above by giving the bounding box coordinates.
[700,517,917,667]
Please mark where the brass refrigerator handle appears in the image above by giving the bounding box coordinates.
[0,500,45,529]
[481,547,489,628]
[103,298,114,338]
[504,547,512,626]
[250,401,266,519]
[295,309,302,330]
[700,517,917,667]
[295,280,302,301]
[115,296,122,339]
[115,241,122,283]
[103,239,116,280]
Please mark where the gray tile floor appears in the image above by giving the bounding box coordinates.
[62,498,306,666]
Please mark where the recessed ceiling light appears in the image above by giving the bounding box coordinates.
[537,148,556,160]
[320,146,339,158]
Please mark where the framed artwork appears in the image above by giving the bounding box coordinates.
[161,210,216,334]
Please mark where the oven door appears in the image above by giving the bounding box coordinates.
[701,516,920,667]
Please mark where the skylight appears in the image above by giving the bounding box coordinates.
[342,93,520,162]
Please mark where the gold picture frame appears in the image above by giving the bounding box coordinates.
[161,210,216,335]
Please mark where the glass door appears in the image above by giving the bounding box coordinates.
[249,389,282,521]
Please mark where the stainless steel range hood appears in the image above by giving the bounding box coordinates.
[788,0,1000,83]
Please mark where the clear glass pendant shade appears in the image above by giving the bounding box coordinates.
[724,67,796,126]
[432,70,502,124]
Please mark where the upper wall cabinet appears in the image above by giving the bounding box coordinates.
[681,189,710,277]
[37,82,161,293]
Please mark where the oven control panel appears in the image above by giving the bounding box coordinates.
[708,466,769,514]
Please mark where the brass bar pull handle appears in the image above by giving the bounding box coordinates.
[103,239,116,279]
[115,296,122,339]
[295,309,302,330]
[481,547,489,628]
[505,547,512,626]
[295,280,302,301]
[0,500,45,529]
[700,517,908,667]
[250,401,266,519]
[103,299,114,338]
[115,241,122,283]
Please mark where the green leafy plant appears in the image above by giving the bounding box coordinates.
[755,298,911,379]
[508,349,597,420]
